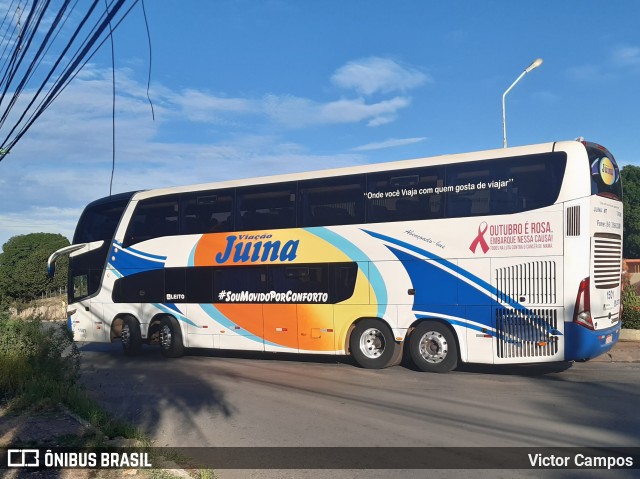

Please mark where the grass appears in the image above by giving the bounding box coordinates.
[0,312,217,477]
[0,312,143,441]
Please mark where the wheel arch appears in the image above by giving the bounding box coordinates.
[158,313,185,358]
[148,312,177,337]
[110,313,139,341]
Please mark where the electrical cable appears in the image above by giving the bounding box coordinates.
[0,0,20,70]
[141,0,154,120]
[0,0,140,161]
[4,0,139,153]
[0,0,101,143]
[0,0,94,146]
[0,0,68,130]
[105,0,116,196]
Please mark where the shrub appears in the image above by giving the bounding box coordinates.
[0,315,80,407]
[0,313,146,446]
[621,285,640,330]
[622,304,640,330]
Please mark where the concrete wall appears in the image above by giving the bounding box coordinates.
[10,296,67,321]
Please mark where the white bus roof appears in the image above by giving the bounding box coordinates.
[133,140,575,201]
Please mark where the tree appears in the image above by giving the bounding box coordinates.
[0,233,69,302]
[621,165,640,259]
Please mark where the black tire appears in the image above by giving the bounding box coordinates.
[159,316,185,358]
[409,321,458,373]
[122,316,143,356]
[349,319,399,369]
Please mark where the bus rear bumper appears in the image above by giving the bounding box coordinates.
[564,322,621,361]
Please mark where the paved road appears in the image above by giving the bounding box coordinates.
[79,343,640,478]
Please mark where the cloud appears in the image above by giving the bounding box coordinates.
[0,56,430,246]
[352,137,427,152]
[166,89,255,123]
[612,46,640,68]
[0,207,82,245]
[568,45,640,82]
[565,64,614,82]
[0,129,364,245]
[263,94,411,128]
[0,67,371,245]
[331,57,431,95]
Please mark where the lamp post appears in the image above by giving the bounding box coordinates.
[502,58,543,148]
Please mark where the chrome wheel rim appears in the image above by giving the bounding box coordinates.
[359,327,386,359]
[160,324,172,349]
[418,331,448,364]
[121,323,130,346]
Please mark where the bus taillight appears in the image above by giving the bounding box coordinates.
[573,278,594,330]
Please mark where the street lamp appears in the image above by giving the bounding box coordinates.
[502,58,543,148]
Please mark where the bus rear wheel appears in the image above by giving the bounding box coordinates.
[122,316,142,356]
[159,316,185,358]
[409,321,458,373]
[350,319,399,369]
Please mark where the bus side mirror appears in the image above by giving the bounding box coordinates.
[47,243,89,278]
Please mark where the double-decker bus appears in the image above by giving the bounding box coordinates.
[48,139,623,372]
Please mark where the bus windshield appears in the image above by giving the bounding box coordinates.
[68,192,135,303]
[73,192,135,244]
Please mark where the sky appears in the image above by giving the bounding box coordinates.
[0,0,639,247]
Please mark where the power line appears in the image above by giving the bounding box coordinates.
[105,0,116,196]
[141,0,154,121]
[0,0,140,160]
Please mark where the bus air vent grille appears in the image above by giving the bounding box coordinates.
[566,205,580,236]
[495,261,557,305]
[593,233,622,289]
[495,308,559,359]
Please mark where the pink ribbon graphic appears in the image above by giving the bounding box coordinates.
[469,221,489,254]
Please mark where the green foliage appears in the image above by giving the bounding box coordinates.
[0,295,10,315]
[0,313,146,447]
[622,287,640,330]
[0,315,80,406]
[621,165,640,259]
[61,386,143,440]
[0,233,69,302]
[621,260,640,330]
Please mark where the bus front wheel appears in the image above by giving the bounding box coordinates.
[350,319,399,369]
[409,321,458,373]
[159,316,184,358]
[122,316,143,356]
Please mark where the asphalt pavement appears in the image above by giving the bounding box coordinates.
[3,328,638,478]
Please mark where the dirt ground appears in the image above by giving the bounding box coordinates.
[0,406,183,478]
[0,406,90,448]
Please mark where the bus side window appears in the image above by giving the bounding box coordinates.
[330,262,358,303]
[124,196,179,247]
[299,175,365,227]
[213,266,267,302]
[270,264,328,296]
[446,164,490,218]
[236,183,296,231]
[185,267,215,303]
[366,167,444,223]
[181,190,234,234]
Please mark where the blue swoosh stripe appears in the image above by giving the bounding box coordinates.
[362,229,500,299]
[306,227,387,318]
